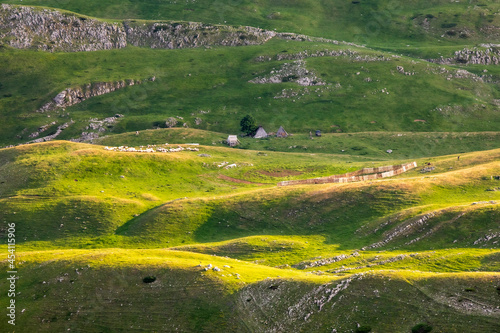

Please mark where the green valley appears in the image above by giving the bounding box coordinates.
[0,1,499,332]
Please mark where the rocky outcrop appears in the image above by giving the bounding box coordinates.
[454,47,500,65]
[255,48,390,62]
[0,5,278,52]
[363,212,436,250]
[428,46,500,65]
[71,115,123,143]
[249,60,325,86]
[124,21,276,49]
[26,121,74,144]
[0,4,126,52]
[1,5,371,53]
[37,79,143,113]
[396,65,415,76]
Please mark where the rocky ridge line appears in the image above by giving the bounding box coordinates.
[0,5,282,52]
[124,21,276,49]
[0,4,126,52]
[1,5,371,53]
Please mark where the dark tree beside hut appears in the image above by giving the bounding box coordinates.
[240,115,258,136]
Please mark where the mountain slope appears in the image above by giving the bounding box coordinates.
[2,0,499,46]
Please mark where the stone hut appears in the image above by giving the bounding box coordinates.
[253,126,268,138]
[227,135,240,147]
[276,126,288,138]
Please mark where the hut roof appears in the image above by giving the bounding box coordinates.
[276,126,288,138]
[253,126,268,139]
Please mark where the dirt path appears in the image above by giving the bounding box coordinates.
[218,175,266,185]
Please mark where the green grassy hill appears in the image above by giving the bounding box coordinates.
[0,0,499,332]
[1,142,499,332]
[1,249,499,332]
[1,39,499,147]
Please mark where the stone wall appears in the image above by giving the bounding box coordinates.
[277,162,417,186]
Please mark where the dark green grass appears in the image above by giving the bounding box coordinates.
[1,250,498,333]
[1,40,499,147]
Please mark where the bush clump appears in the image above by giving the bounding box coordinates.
[356,326,372,333]
[411,323,433,333]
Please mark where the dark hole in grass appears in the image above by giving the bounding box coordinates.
[269,285,278,290]
[143,276,156,283]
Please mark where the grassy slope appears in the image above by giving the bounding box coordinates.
[0,133,499,333]
[0,249,498,332]
[1,0,499,46]
[96,128,500,159]
[0,1,499,332]
[1,39,499,147]
[0,141,374,247]
[1,141,499,252]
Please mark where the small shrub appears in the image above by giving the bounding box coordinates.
[411,323,433,333]
[143,276,156,283]
[356,326,372,333]
[441,23,457,28]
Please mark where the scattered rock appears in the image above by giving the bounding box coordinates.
[420,166,435,173]
[250,60,325,86]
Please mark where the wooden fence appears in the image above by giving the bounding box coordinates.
[277,162,417,187]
